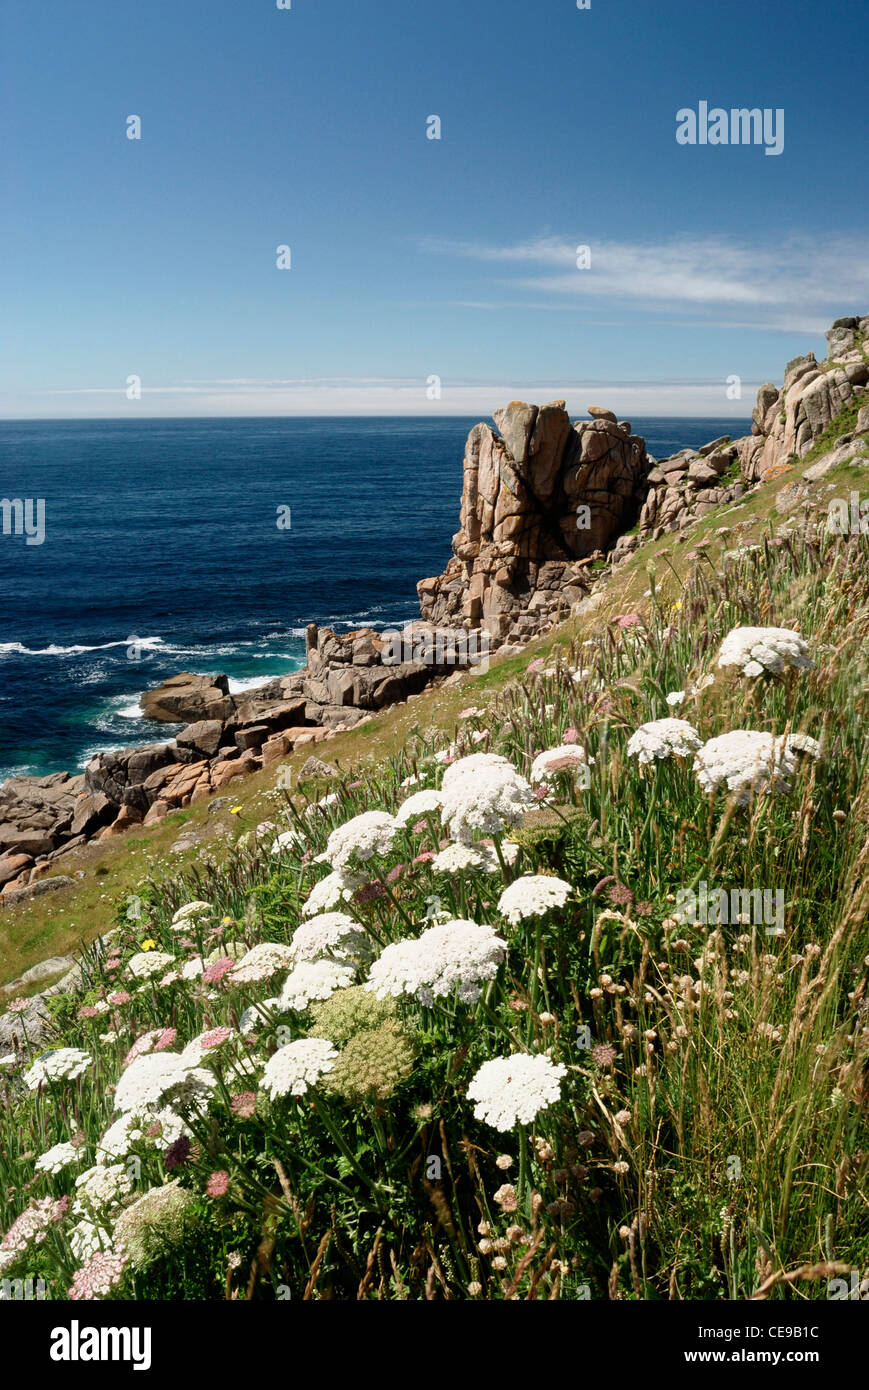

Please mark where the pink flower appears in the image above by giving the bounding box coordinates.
[614,613,642,630]
[526,658,545,674]
[108,991,132,1006]
[202,957,235,984]
[563,727,578,744]
[386,864,404,884]
[200,1026,232,1050]
[412,819,427,834]
[206,1170,230,1198]
[533,785,549,801]
[154,1028,177,1051]
[413,851,435,864]
[7,999,28,1014]
[77,1006,99,1019]
[231,1091,257,1119]
[69,1248,128,1300]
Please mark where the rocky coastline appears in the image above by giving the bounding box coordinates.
[1,314,867,907]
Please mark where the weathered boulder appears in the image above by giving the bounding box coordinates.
[85,743,180,814]
[176,720,225,758]
[140,672,236,723]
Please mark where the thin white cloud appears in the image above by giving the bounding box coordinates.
[419,232,869,328]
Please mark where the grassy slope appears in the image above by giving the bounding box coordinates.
[1,413,867,995]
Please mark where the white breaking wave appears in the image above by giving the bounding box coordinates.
[0,636,165,658]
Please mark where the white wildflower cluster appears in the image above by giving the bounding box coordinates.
[626,718,703,764]
[74,1164,133,1216]
[666,690,686,707]
[96,1107,191,1163]
[35,1141,83,1176]
[430,841,519,875]
[272,828,306,854]
[23,1048,92,1090]
[693,729,821,804]
[324,811,396,870]
[393,788,442,826]
[170,901,213,931]
[366,919,507,1006]
[260,1037,338,1099]
[301,868,363,917]
[529,745,588,784]
[467,1053,567,1131]
[717,626,813,679]
[278,958,356,1011]
[439,755,534,843]
[69,1218,113,1263]
[229,942,296,985]
[126,951,175,980]
[497,875,573,925]
[238,999,281,1035]
[290,912,369,966]
[112,1051,216,1114]
[305,792,340,819]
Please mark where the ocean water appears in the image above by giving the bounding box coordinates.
[0,416,748,783]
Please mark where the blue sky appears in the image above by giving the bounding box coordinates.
[1,0,867,418]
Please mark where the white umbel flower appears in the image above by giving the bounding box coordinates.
[530,745,588,783]
[170,901,213,930]
[440,765,534,843]
[229,942,296,985]
[324,811,396,870]
[693,729,818,804]
[23,1048,92,1090]
[126,951,175,980]
[74,1163,133,1215]
[497,875,573,925]
[393,789,443,826]
[301,869,363,917]
[665,690,686,707]
[717,626,813,679]
[440,753,513,788]
[260,1038,338,1099]
[35,1141,83,1176]
[290,912,369,965]
[366,919,507,1006]
[278,958,356,1011]
[113,1052,216,1114]
[627,718,702,764]
[467,1053,567,1131]
[430,841,519,874]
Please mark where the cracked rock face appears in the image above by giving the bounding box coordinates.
[417,400,649,643]
[738,318,869,482]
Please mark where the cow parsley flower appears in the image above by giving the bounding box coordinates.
[112,1052,216,1114]
[693,729,816,804]
[440,752,513,788]
[324,811,397,870]
[301,868,364,917]
[23,1048,92,1090]
[324,1022,415,1104]
[530,745,588,783]
[666,690,686,707]
[366,919,507,1006]
[35,1142,83,1176]
[467,1053,567,1131]
[440,765,534,843]
[171,900,213,929]
[74,1164,133,1216]
[278,958,356,1011]
[627,718,702,763]
[394,788,443,826]
[69,1218,113,1263]
[260,1038,338,1099]
[229,942,296,985]
[497,875,573,925]
[290,912,369,965]
[717,626,813,679]
[429,841,521,875]
[126,951,175,980]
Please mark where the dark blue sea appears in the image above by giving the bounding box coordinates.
[0,416,748,783]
